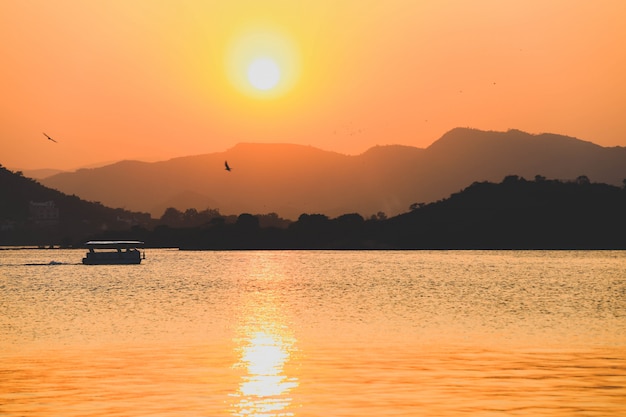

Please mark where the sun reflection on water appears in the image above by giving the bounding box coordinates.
[229,263,299,417]
[231,330,298,416]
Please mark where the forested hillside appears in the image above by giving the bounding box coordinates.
[0,165,151,246]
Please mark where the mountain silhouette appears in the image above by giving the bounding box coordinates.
[40,128,626,219]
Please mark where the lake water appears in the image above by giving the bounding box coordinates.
[1,249,625,416]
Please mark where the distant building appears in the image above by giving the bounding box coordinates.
[29,200,60,225]
[0,220,16,231]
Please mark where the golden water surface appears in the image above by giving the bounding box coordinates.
[1,250,625,416]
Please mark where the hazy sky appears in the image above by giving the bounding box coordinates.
[2,0,625,170]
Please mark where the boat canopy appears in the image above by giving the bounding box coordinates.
[84,240,144,249]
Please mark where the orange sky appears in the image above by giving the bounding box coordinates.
[1,0,625,170]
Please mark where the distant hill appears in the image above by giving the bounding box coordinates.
[20,168,66,179]
[385,175,626,249]
[40,128,626,219]
[0,165,151,246]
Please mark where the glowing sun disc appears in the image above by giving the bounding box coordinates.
[247,58,281,91]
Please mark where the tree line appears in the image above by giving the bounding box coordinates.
[95,175,626,250]
[3,164,626,249]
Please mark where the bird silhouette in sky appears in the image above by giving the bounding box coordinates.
[224,160,232,172]
[43,132,57,143]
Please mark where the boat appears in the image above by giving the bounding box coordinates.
[82,240,145,265]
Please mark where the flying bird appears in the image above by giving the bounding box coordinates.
[224,160,232,172]
[43,132,57,143]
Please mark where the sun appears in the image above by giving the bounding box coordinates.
[247,58,281,91]
[225,25,300,99]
